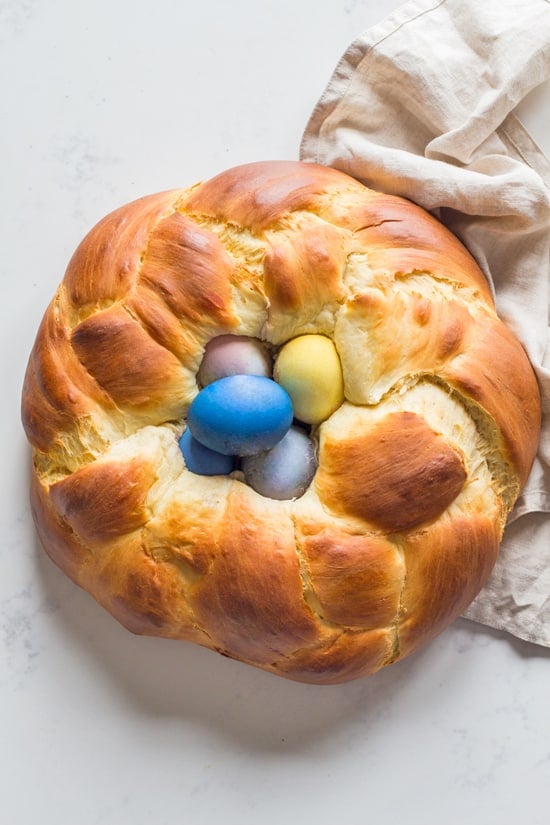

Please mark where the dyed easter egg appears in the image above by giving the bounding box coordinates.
[188,375,293,456]
[197,334,272,386]
[242,425,318,500]
[274,334,344,425]
[178,428,236,476]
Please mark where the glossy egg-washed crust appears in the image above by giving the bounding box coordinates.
[22,161,541,684]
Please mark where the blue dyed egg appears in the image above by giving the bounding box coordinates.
[188,375,293,456]
[178,428,236,476]
[242,425,317,500]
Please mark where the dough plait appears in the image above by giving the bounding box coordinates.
[21,160,541,684]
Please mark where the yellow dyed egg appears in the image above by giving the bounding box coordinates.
[274,334,344,425]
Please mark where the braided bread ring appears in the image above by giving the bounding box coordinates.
[22,161,541,684]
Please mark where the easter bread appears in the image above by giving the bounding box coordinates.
[21,161,541,684]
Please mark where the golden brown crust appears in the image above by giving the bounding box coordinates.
[295,524,404,629]
[441,316,541,490]
[270,627,395,685]
[263,221,347,315]
[398,515,501,657]
[49,457,155,545]
[189,488,320,664]
[316,411,467,531]
[138,211,238,329]
[22,160,541,684]
[63,190,178,308]
[30,472,91,585]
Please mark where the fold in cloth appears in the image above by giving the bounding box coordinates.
[300,0,550,646]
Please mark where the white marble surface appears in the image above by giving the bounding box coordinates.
[2,2,550,823]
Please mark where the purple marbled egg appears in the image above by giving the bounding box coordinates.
[197,335,272,387]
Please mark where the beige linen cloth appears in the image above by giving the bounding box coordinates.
[300,0,550,646]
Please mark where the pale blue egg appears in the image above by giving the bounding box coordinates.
[178,428,236,476]
[242,425,318,500]
[188,374,293,456]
